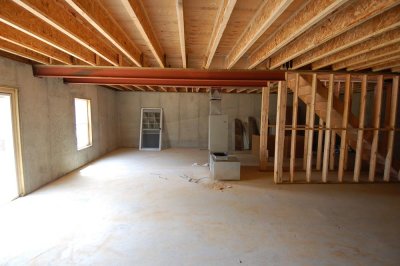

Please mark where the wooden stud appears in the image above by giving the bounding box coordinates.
[290,74,299,182]
[306,74,317,182]
[269,0,400,69]
[383,76,399,181]
[260,86,270,171]
[329,131,336,171]
[303,104,310,170]
[353,75,367,182]
[65,0,143,67]
[369,76,383,181]
[338,74,351,182]
[247,0,349,69]
[176,0,186,68]
[316,118,324,171]
[322,74,334,182]
[274,80,287,183]
[329,81,341,170]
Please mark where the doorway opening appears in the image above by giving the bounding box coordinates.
[0,87,24,204]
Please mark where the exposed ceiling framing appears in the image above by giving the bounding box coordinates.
[0,0,398,93]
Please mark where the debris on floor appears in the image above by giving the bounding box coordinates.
[211,182,233,191]
[191,162,209,167]
[150,173,168,180]
[180,174,206,184]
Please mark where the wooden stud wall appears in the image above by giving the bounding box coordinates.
[263,72,400,184]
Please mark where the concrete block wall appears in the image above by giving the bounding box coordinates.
[0,57,118,194]
[116,91,262,150]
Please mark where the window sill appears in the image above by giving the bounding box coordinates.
[77,144,92,151]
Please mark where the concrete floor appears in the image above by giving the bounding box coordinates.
[0,148,399,265]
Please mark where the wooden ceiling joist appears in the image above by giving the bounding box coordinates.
[176,0,186,68]
[0,1,96,65]
[392,67,400,73]
[121,0,165,67]
[226,0,294,69]
[312,28,400,70]
[0,39,50,64]
[65,0,143,67]
[236,88,247,93]
[104,85,124,91]
[12,0,125,66]
[347,54,400,71]
[247,0,350,69]
[269,0,400,70]
[203,0,237,69]
[119,85,134,91]
[0,22,73,65]
[292,5,400,69]
[372,61,400,72]
[332,43,400,71]
[247,88,259,94]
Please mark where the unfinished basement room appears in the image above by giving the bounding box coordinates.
[1,0,400,265]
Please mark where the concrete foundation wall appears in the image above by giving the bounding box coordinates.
[116,92,261,150]
[0,57,118,194]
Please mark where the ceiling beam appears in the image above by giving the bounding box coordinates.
[226,0,294,69]
[32,66,285,86]
[176,0,186,68]
[0,39,50,64]
[0,1,96,65]
[269,0,400,69]
[347,54,400,71]
[392,67,400,73]
[65,0,142,67]
[0,22,73,65]
[247,0,349,69]
[312,28,400,70]
[121,0,164,67]
[293,5,400,69]
[332,43,400,71]
[61,78,281,87]
[203,0,237,69]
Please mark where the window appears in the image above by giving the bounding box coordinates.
[74,98,92,150]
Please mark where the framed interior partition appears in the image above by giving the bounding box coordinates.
[0,86,24,202]
[260,73,400,184]
[139,108,163,151]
